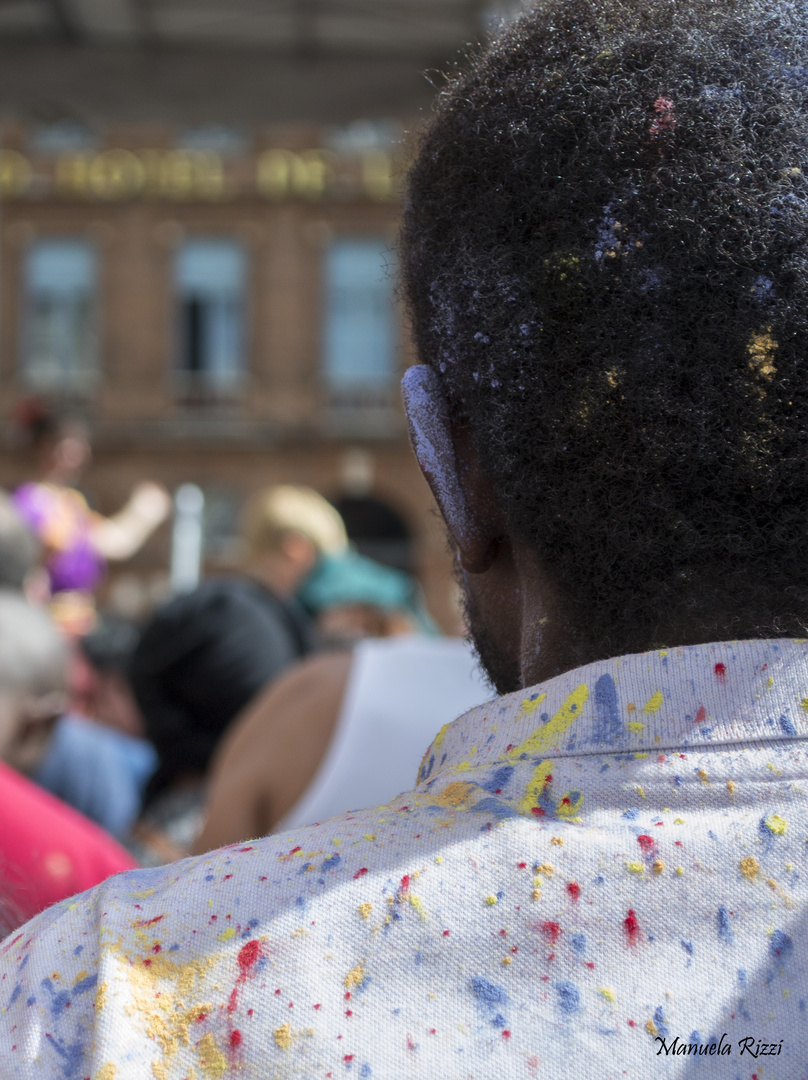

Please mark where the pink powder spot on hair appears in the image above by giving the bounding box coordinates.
[649,95,676,138]
[566,882,581,901]
[714,662,727,679]
[623,909,641,946]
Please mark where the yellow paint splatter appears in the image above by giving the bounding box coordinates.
[727,780,736,795]
[94,981,108,1013]
[131,888,156,899]
[767,677,774,688]
[531,889,541,901]
[431,722,450,757]
[642,691,664,715]
[358,903,373,920]
[152,1061,168,1080]
[674,818,685,825]
[517,759,554,816]
[653,859,665,875]
[626,862,644,875]
[599,987,616,1002]
[556,790,584,819]
[535,863,554,876]
[409,895,427,920]
[485,895,498,906]
[740,856,760,880]
[363,834,376,841]
[765,814,787,835]
[435,856,443,864]
[502,956,513,966]
[274,1023,292,1051]
[697,769,709,783]
[196,1033,226,1078]
[551,836,564,846]
[748,327,778,381]
[94,1066,116,1080]
[217,927,236,942]
[634,785,646,799]
[431,781,475,809]
[628,722,645,733]
[344,964,365,988]
[645,1018,658,1036]
[801,697,808,712]
[508,684,589,759]
[675,867,684,876]
[518,692,548,716]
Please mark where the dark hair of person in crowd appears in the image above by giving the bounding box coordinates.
[401,0,808,686]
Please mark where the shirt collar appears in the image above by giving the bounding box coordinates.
[418,639,808,785]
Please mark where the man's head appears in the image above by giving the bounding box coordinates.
[0,492,40,595]
[0,592,67,774]
[242,485,348,596]
[401,0,808,691]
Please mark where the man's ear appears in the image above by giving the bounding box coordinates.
[401,365,500,574]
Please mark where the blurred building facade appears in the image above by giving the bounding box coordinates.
[0,1,514,628]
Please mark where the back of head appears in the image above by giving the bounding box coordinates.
[0,492,39,592]
[402,0,808,653]
[242,486,347,562]
[0,591,66,699]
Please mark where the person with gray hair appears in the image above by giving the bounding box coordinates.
[0,491,42,596]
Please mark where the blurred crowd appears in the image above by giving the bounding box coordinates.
[0,401,490,934]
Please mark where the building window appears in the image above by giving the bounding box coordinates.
[22,239,97,391]
[323,239,397,398]
[175,239,246,389]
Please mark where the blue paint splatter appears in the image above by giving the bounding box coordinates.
[622,808,639,820]
[469,976,508,1024]
[480,765,515,793]
[569,933,587,956]
[8,983,21,1006]
[779,715,797,736]
[41,978,72,1019]
[321,853,341,871]
[555,981,581,1015]
[689,1030,701,1045]
[360,1066,372,1078]
[72,974,97,996]
[592,673,621,745]
[737,969,747,987]
[491,1012,506,1028]
[770,930,793,960]
[43,1032,86,1080]
[72,946,83,956]
[472,797,520,821]
[717,906,734,945]
[653,1006,669,1038]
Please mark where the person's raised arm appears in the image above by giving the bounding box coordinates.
[90,481,171,561]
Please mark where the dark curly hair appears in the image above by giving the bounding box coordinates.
[401,0,808,654]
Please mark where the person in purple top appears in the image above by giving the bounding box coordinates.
[13,400,170,634]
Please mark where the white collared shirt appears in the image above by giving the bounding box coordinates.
[2,639,807,1077]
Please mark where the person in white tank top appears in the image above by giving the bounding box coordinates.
[195,636,492,851]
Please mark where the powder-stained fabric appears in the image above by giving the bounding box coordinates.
[1,639,807,1078]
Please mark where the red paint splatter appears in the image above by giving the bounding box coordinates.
[345,1010,353,1017]
[502,1030,511,1039]
[353,868,368,879]
[628,1019,636,1027]
[151,943,161,953]
[541,921,562,944]
[223,874,233,881]
[406,1035,416,1051]
[566,882,581,901]
[530,807,545,817]
[142,959,152,967]
[694,705,706,725]
[585,962,595,969]
[399,875,410,893]
[657,754,666,763]
[134,915,164,927]
[517,862,527,869]
[344,1055,354,1063]
[237,940,261,976]
[227,988,239,1013]
[637,835,655,853]
[674,840,683,847]
[623,909,641,946]
[196,1013,207,1023]
[442,930,450,937]
[289,846,301,855]
[714,662,726,680]
[247,1009,253,1018]
[239,846,253,852]
[229,1030,242,1049]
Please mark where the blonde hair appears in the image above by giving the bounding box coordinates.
[242,486,347,561]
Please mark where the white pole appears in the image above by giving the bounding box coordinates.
[170,483,204,593]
